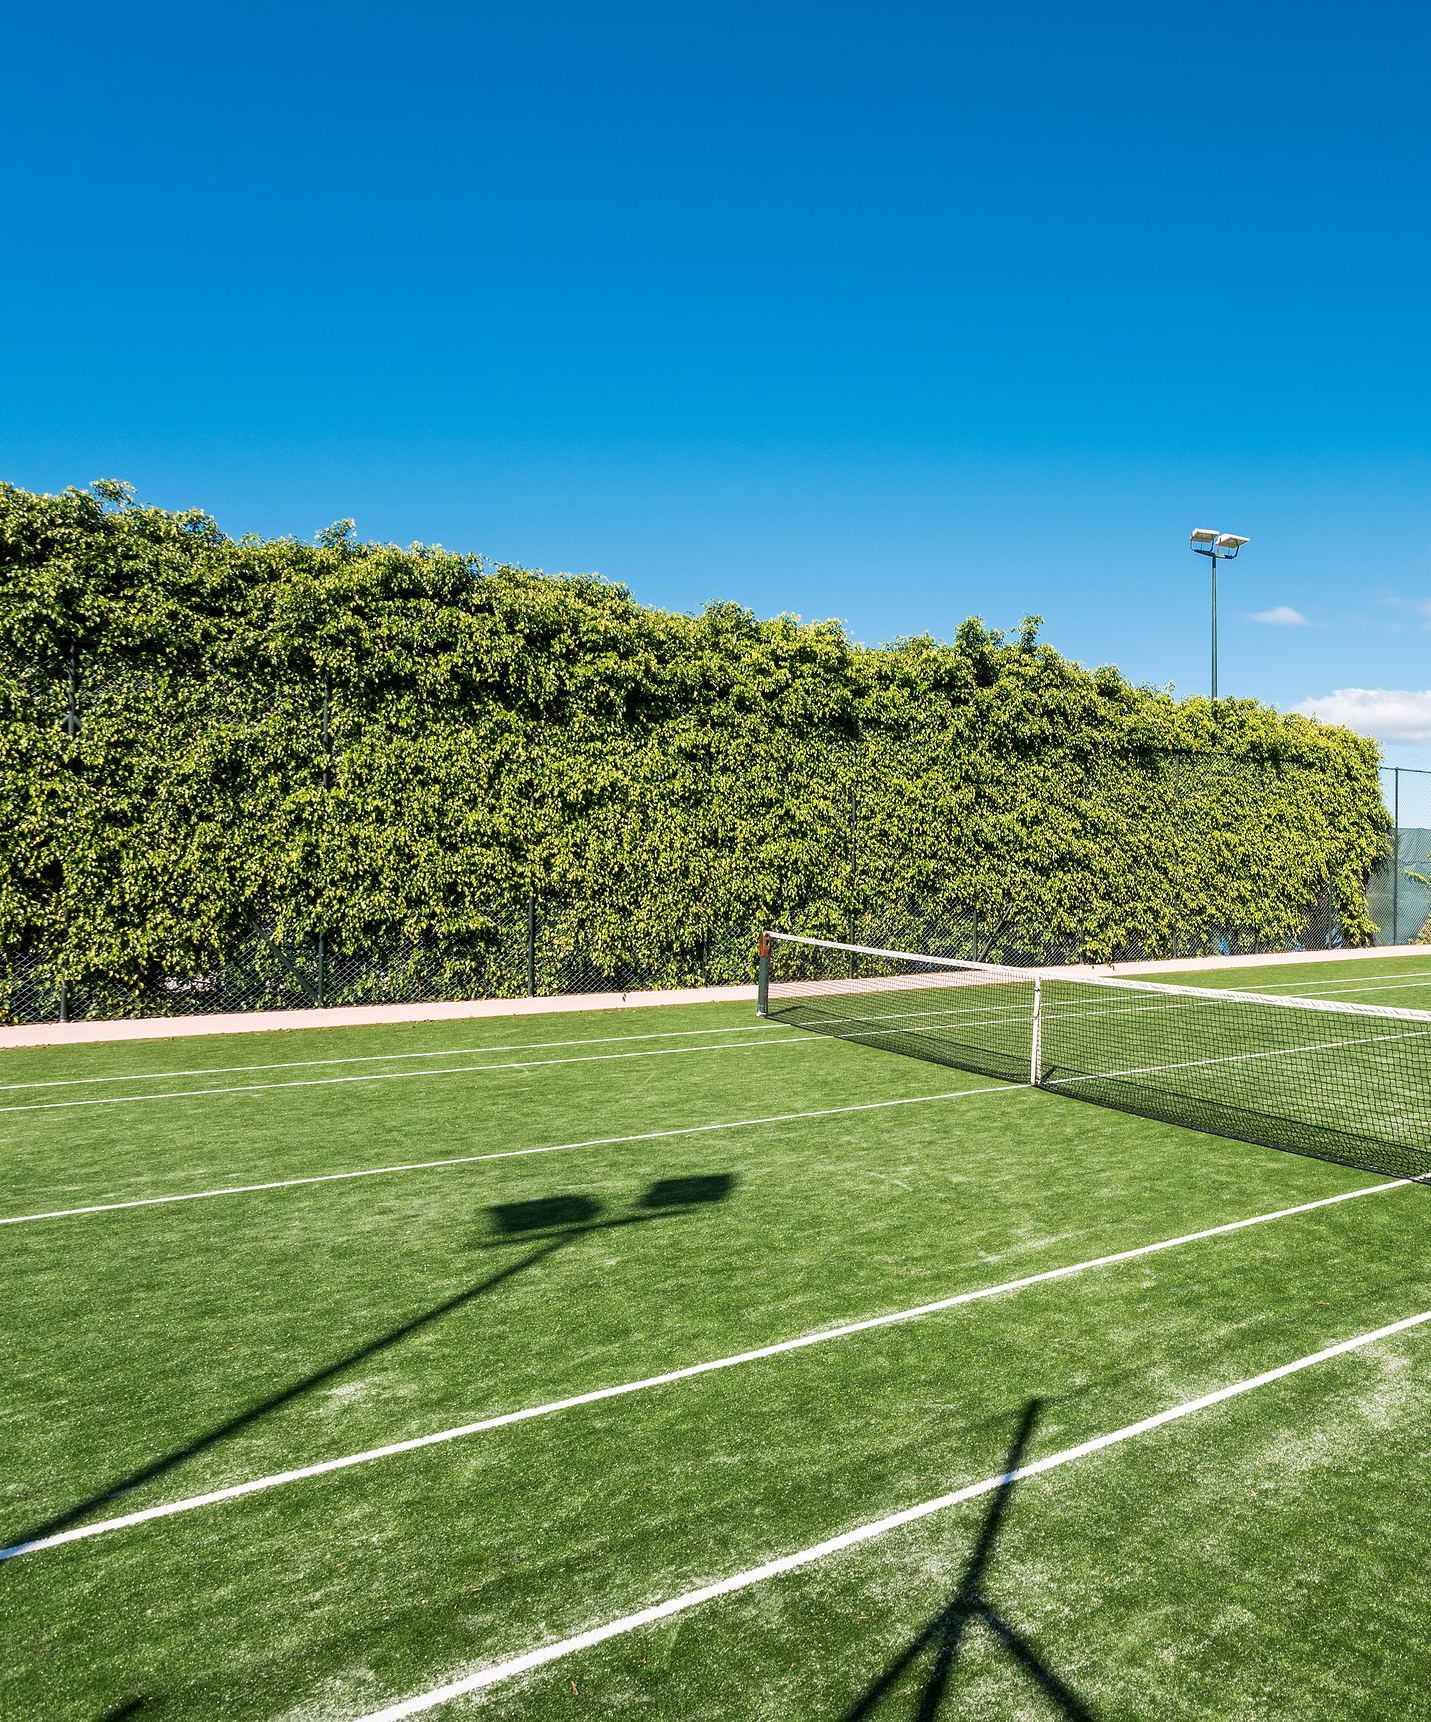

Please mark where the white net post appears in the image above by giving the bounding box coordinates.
[1029,975,1043,1085]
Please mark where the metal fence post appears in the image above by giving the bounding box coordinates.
[60,636,77,1022]
[1393,767,1400,945]
[320,667,330,1004]
[704,735,714,984]
[1172,753,1181,961]
[848,780,857,976]
[526,896,536,997]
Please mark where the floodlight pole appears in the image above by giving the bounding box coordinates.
[1189,532,1247,720]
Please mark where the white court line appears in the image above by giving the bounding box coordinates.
[355,1304,1431,1718]
[0,1024,775,1093]
[1057,972,1431,1024]
[793,980,1431,1044]
[20,971,1415,1096]
[1036,991,1431,1047]
[784,998,1031,1034]
[1046,1025,1431,1092]
[1228,974,1431,999]
[0,1034,821,1116]
[785,1010,1030,1050]
[0,1083,1020,1226]
[0,1172,1404,1559]
[1038,988,1425,1027]
[16,1008,1404,1211]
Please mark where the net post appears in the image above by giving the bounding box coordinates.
[756,931,771,1017]
[1029,975,1043,1086]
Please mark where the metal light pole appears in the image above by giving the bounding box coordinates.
[1189,529,1249,715]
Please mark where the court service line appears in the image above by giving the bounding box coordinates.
[0,1172,1404,1560]
[1231,973,1431,1000]
[356,1304,1431,1719]
[0,1024,777,1093]
[805,986,1430,1052]
[0,1034,823,1116]
[0,1083,1021,1226]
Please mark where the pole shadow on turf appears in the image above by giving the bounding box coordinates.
[4,1174,736,1559]
[838,1398,1098,1721]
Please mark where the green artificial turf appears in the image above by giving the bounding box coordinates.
[3,968,1430,1719]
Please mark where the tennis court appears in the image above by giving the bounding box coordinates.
[4,949,1431,1720]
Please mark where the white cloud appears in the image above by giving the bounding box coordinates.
[1248,605,1309,626]
[1377,594,1431,623]
[1291,688,1431,742]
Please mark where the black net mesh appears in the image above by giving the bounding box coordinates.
[1038,976,1431,1182]
[763,934,1431,1183]
[762,936,1036,1087]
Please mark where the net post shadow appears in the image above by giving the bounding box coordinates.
[838,1398,1098,1722]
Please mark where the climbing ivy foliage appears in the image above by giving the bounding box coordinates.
[0,481,1388,1002]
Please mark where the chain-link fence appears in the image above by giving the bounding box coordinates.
[0,883,1352,1026]
[1364,767,1431,947]
[0,734,1386,1025]
[0,903,768,1024]
[845,892,1343,971]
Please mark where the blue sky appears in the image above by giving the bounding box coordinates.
[5,1,1431,801]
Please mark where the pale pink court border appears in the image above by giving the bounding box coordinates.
[2,942,1427,1052]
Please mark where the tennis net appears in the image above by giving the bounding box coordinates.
[758,932,1431,1181]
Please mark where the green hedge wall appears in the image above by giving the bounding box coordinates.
[0,481,1389,1002]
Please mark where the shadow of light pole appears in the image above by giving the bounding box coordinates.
[7,1173,735,1558]
[839,1398,1098,1722]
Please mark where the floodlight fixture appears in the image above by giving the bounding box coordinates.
[1188,526,1251,714]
